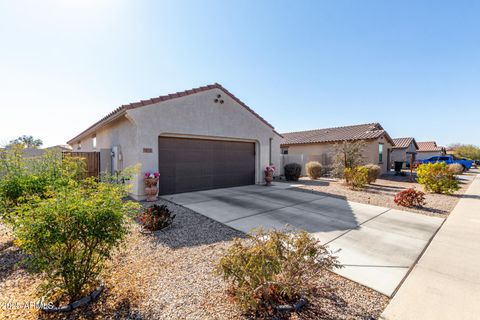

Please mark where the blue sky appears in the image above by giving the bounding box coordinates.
[0,0,478,147]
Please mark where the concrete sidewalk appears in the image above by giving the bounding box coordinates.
[382,173,480,320]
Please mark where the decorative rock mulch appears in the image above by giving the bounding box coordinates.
[294,172,476,217]
[0,199,389,319]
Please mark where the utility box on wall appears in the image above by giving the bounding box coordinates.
[111,145,123,174]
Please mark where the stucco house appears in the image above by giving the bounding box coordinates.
[281,123,395,174]
[67,83,282,199]
[416,141,446,160]
[391,137,419,167]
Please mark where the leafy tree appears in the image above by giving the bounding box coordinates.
[0,145,84,216]
[8,135,43,148]
[331,140,366,178]
[448,143,480,160]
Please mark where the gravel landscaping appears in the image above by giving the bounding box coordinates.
[0,199,389,320]
[292,169,477,217]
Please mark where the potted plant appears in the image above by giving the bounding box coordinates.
[144,172,160,201]
[264,165,275,186]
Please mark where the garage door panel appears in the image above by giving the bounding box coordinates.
[158,137,255,195]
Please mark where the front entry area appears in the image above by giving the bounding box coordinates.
[158,136,255,195]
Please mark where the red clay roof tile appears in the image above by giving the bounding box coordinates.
[281,123,394,146]
[67,83,278,144]
[417,141,444,152]
[392,137,419,149]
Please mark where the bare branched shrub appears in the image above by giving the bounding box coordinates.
[217,228,340,316]
[331,141,366,178]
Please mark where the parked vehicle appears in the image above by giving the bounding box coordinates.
[416,155,473,171]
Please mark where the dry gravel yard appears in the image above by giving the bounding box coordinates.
[293,169,477,217]
[0,199,388,320]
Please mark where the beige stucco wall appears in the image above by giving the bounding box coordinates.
[417,151,442,160]
[284,136,393,174]
[391,141,417,166]
[70,88,280,199]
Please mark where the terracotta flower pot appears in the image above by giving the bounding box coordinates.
[265,173,274,186]
[144,178,159,202]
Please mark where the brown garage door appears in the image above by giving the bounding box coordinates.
[158,137,255,195]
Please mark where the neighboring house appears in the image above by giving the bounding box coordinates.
[416,141,446,160]
[47,144,73,152]
[281,123,395,174]
[391,137,419,167]
[67,83,282,199]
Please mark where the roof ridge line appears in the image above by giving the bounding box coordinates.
[281,122,379,135]
[67,83,277,144]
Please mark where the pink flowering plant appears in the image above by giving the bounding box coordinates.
[144,172,160,188]
[265,165,275,176]
[144,172,160,179]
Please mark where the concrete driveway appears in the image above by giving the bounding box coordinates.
[161,183,444,296]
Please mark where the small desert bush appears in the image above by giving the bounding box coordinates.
[344,166,369,189]
[448,163,464,175]
[394,188,426,208]
[363,164,381,183]
[284,163,302,181]
[12,177,140,303]
[305,161,322,179]
[416,162,460,194]
[217,228,340,315]
[137,204,175,231]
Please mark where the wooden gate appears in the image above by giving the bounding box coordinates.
[63,152,100,178]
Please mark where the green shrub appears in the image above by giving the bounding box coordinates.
[363,164,381,184]
[12,178,140,302]
[217,228,340,315]
[448,163,464,175]
[0,146,85,216]
[305,161,322,179]
[284,163,302,181]
[416,162,460,194]
[344,166,369,189]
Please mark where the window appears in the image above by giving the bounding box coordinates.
[281,148,289,155]
[77,141,81,150]
[378,143,384,163]
[92,135,97,150]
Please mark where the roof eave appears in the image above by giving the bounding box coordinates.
[67,109,127,145]
[67,83,281,144]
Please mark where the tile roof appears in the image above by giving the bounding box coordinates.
[417,141,444,152]
[281,123,394,146]
[392,137,419,149]
[67,83,280,144]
